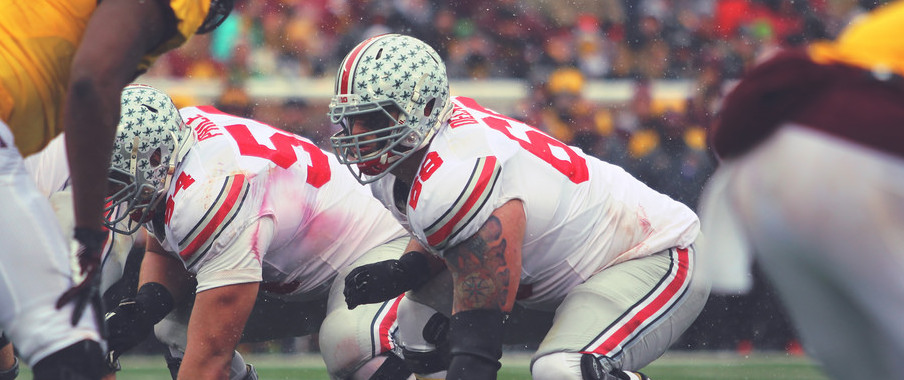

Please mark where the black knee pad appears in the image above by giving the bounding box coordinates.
[422,312,449,345]
[401,347,448,375]
[400,312,451,375]
[368,352,411,380]
[32,340,104,380]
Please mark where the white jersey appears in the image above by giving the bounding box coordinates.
[372,97,699,309]
[161,106,407,299]
[23,133,69,197]
[23,133,135,293]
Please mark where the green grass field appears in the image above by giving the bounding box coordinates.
[19,351,830,379]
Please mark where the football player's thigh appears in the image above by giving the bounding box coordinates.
[319,294,404,377]
[0,137,99,364]
[533,248,708,373]
[319,237,409,376]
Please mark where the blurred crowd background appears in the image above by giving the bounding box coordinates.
[134,0,891,357]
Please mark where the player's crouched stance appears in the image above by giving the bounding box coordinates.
[97,85,419,380]
[329,34,711,380]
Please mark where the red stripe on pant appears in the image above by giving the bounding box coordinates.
[583,247,690,356]
[377,295,405,353]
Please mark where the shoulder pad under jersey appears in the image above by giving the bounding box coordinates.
[408,153,502,253]
[166,173,252,268]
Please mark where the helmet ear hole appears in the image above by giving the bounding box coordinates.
[150,148,162,167]
[424,98,436,117]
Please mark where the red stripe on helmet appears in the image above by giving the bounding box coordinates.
[339,34,386,96]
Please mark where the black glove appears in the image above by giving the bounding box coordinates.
[344,251,432,309]
[55,227,108,328]
[105,282,174,369]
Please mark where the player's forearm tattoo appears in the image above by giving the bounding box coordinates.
[445,215,513,310]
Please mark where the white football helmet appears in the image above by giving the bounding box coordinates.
[104,84,194,234]
[329,34,453,184]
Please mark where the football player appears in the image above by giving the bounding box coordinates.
[11,132,146,380]
[23,133,143,303]
[0,0,232,378]
[329,34,711,380]
[102,85,417,380]
[700,2,904,379]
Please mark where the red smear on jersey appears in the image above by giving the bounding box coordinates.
[250,220,263,263]
[638,206,653,237]
[179,174,246,260]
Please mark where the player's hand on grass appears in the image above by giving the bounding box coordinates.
[105,282,174,368]
[105,298,154,366]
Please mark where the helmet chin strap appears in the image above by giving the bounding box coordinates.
[429,100,454,139]
[128,136,140,186]
[409,98,453,152]
[396,73,430,148]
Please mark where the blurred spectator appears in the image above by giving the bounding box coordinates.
[214,84,254,118]
[626,108,715,209]
[529,68,630,167]
[685,60,724,130]
[146,0,859,82]
[574,14,614,78]
[281,98,333,148]
[148,33,226,79]
[533,67,593,143]
[622,77,715,209]
[387,0,435,37]
[529,29,578,83]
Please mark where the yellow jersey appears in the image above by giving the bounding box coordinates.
[0,0,210,156]
[809,0,904,77]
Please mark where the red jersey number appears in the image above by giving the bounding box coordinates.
[223,124,330,188]
[409,151,443,210]
[456,97,589,184]
[165,172,196,224]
